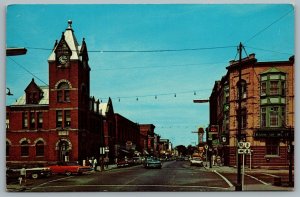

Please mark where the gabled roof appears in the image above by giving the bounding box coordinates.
[99,97,114,116]
[12,86,49,105]
[25,78,42,93]
[48,20,81,61]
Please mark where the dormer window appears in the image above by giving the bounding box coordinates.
[25,79,43,104]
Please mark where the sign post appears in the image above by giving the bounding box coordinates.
[237,142,251,191]
[204,145,208,167]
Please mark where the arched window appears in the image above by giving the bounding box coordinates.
[21,141,29,156]
[36,140,44,156]
[57,82,70,102]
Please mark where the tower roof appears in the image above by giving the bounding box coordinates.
[48,20,82,61]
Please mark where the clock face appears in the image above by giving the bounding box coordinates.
[58,55,68,65]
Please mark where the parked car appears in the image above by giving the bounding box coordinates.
[144,157,162,169]
[190,157,204,167]
[48,161,92,176]
[6,166,51,180]
[117,160,130,168]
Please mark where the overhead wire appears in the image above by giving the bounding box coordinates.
[24,45,237,53]
[244,8,293,44]
[7,57,49,86]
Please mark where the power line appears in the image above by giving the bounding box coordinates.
[245,46,293,56]
[99,89,211,101]
[7,57,49,86]
[245,8,293,43]
[24,45,236,53]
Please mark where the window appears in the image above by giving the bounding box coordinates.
[38,112,43,128]
[224,86,229,103]
[57,90,63,102]
[21,141,29,156]
[270,81,279,95]
[6,142,9,156]
[56,110,63,128]
[36,141,44,156]
[237,80,247,99]
[241,109,247,129]
[266,139,279,155]
[270,107,279,127]
[30,112,35,129]
[22,112,28,129]
[261,108,266,128]
[261,82,267,96]
[6,114,9,129]
[281,81,286,96]
[281,106,286,126]
[57,82,70,102]
[65,110,71,127]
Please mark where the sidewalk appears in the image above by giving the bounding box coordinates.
[203,162,294,191]
[95,164,118,172]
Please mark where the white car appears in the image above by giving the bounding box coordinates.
[190,157,204,167]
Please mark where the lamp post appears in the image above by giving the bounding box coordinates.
[6,88,13,96]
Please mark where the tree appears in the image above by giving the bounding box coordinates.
[176,145,187,156]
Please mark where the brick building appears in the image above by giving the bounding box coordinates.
[208,54,294,168]
[6,21,105,167]
[139,124,156,155]
[114,113,141,159]
[100,98,116,162]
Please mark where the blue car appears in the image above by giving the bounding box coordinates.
[144,157,162,169]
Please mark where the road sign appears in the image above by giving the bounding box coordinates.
[238,142,245,149]
[238,148,251,154]
[244,142,251,149]
[238,142,251,149]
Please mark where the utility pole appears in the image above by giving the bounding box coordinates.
[236,42,243,191]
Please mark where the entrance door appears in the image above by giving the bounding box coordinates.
[58,140,69,162]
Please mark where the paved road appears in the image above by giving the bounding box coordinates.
[28,161,231,192]
[8,161,293,192]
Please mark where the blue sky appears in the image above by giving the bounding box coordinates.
[5,4,294,146]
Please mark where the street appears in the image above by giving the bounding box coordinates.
[8,160,292,192]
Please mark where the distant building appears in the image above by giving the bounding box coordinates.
[139,124,156,155]
[208,54,294,168]
[114,113,141,159]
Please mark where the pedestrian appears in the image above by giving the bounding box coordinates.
[104,157,109,169]
[89,157,93,168]
[19,166,26,186]
[93,157,97,171]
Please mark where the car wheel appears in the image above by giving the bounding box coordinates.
[31,173,39,179]
[65,171,72,176]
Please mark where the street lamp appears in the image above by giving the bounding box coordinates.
[6,47,27,56]
[6,88,13,96]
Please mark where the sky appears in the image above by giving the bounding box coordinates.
[4,3,294,147]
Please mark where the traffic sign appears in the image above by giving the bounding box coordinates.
[244,142,251,149]
[238,148,251,154]
[238,142,245,149]
[238,142,251,149]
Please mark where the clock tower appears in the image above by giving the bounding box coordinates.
[47,20,91,162]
